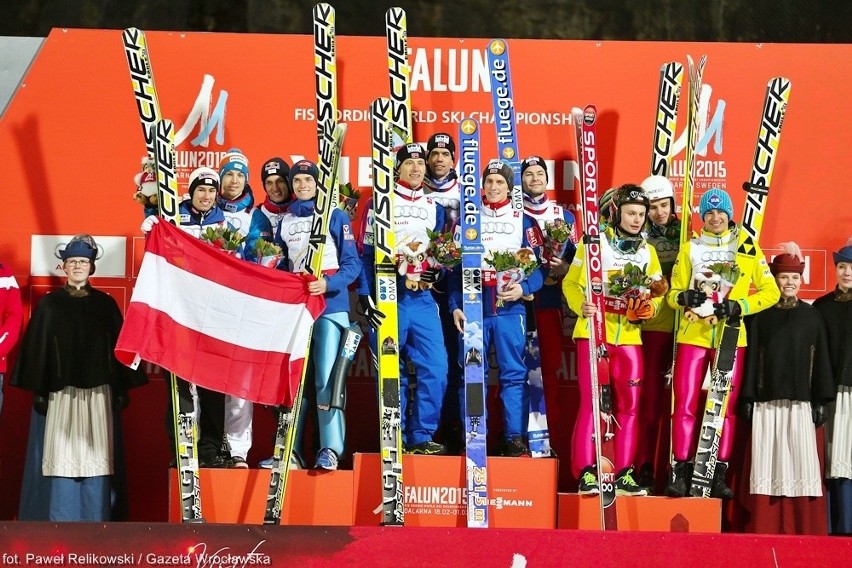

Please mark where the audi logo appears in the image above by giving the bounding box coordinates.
[701,250,735,262]
[651,240,680,252]
[226,218,246,232]
[482,222,517,235]
[288,221,312,235]
[433,196,461,210]
[611,250,643,263]
[395,205,430,220]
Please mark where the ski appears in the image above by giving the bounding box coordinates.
[371,97,404,526]
[679,55,707,238]
[314,2,339,204]
[385,7,413,145]
[650,61,685,178]
[123,28,203,524]
[487,38,551,456]
[573,105,617,530]
[459,117,488,528]
[690,77,791,497]
[264,122,347,524]
[121,27,162,160]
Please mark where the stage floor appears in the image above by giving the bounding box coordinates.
[0,522,848,567]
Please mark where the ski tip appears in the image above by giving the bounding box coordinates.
[487,39,508,56]
[459,117,479,135]
[582,105,597,124]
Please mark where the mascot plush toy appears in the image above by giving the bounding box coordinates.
[133,156,159,214]
[397,241,434,291]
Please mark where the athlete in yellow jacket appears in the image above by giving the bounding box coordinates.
[664,188,779,499]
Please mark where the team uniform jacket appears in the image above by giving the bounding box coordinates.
[666,226,780,348]
[523,194,577,310]
[0,263,22,374]
[357,181,446,300]
[177,200,227,238]
[274,199,361,316]
[448,200,548,317]
[563,227,663,345]
[424,172,460,233]
[642,221,681,333]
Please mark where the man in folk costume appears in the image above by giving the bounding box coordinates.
[13,235,147,521]
[814,237,852,535]
[741,242,834,534]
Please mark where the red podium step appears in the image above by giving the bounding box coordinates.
[352,453,558,528]
[167,468,354,525]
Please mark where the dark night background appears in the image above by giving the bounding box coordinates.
[2,0,850,42]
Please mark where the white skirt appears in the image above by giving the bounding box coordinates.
[827,386,852,479]
[43,385,114,477]
[750,399,822,497]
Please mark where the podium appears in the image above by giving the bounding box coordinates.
[352,453,558,528]
[167,468,354,525]
[557,493,721,532]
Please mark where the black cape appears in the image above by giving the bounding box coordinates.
[10,285,147,394]
[743,300,835,404]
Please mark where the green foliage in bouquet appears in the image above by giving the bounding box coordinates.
[485,248,539,276]
[201,225,245,252]
[427,230,461,268]
[254,239,283,258]
[544,218,572,243]
[608,262,651,297]
[706,261,741,284]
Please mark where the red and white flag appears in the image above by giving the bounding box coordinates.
[115,221,325,406]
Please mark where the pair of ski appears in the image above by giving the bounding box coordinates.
[657,56,792,498]
[122,3,349,525]
[122,27,202,523]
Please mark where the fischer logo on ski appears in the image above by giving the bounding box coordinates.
[372,97,404,526]
[386,7,412,145]
[651,61,684,177]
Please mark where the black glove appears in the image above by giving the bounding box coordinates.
[677,290,707,307]
[33,394,48,416]
[713,300,741,319]
[420,268,442,284]
[358,295,386,329]
[739,401,753,421]
[812,403,827,427]
[114,392,130,411]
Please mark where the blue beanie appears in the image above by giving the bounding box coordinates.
[219,148,249,182]
[699,188,734,220]
[288,159,320,187]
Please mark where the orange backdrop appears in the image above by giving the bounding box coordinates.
[0,29,849,522]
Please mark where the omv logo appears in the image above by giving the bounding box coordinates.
[174,75,228,148]
[673,83,726,157]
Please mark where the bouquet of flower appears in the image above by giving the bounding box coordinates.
[254,239,284,268]
[608,262,653,298]
[485,248,539,306]
[201,225,245,255]
[706,261,741,287]
[338,182,361,220]
[543,219,573,260]
[427,230,461,268]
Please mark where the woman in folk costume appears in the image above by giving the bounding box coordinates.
[814,236,852,535]
[13,235,147,521]
[563,184,665,495]
[741,242,834,534]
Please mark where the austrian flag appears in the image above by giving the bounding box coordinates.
[115,221,325,406]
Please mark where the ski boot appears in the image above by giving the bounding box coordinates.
[710,461,734,500]
[664,460,693,497]
[637,462,655,494]
[503,436,532,458]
